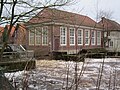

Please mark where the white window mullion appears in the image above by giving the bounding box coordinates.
[85,30,90,45]
[97,31,101,45]
[69,28,75,45]
[91,30,96,45]
[77,29,83,45]
[60,27,67,46]
[42,26,48,45]
[109,41,113,47]
[35,28,41,45]
[29,29,34,45]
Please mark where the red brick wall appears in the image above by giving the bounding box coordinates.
[54,25,103,52]
[25,24,103,57]
[26,25,52,57]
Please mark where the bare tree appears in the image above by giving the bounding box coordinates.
[0,0,73,60]
[97,9,113,21]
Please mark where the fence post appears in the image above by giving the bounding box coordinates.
[0,67,4,89]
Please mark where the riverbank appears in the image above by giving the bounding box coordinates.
[0,59,36,72]
[4,58,120,90]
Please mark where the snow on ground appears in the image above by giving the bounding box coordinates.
[5,58,120,90]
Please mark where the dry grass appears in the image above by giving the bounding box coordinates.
[36,60,61,68]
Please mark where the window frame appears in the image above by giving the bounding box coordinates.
[42,26,48,45]
[29,29,35,45]
[97,31,101,45]
[109,41,113,47]
[85,30,90,45]
[91,30,96,45]
[69,28,75,46]
[60,27,67,46]
[35,27,41,45]
[77,29,83,45]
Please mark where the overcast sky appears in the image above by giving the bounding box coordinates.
[60,0,120,23]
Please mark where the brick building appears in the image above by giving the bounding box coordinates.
[25,8,104,58]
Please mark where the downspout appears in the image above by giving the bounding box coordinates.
[101,17,105,48]
[50,22,54,59]
[52,23,54,51]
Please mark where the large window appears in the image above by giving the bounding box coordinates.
[35,27,41,45]
[42,27,48,45]
[97,31,101,45]
[69,28,75,45]
[91,30,96,45]
[85,30,90,45]
[29,29,34,45]
[77,29,83,45]
[60,27,67,45]
[109,41,113,47]
[29,26,48,46]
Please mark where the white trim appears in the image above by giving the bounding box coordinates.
[77,29,83,45]
[69,28,75,46]
[97,31,101,45]
[53,22,103,30]
[42,26,48,45]
[60,27,67,46]
[29,29,34,46]
[91,30,96,45]
[27,22,103,30]
[85,29,90,45]
[109,41,113,47]
[35,28,41,45]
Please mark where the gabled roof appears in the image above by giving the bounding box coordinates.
[99,17,120,31]
[28,8,102,28]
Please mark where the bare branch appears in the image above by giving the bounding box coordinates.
[97,9,113,21]
[0,0,4,18]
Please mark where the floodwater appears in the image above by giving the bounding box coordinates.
[5,58,120,90]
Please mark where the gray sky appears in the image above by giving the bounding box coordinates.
[1,0,120,24]
[60,0,120,23]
